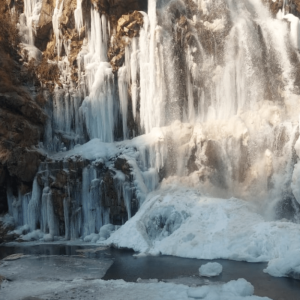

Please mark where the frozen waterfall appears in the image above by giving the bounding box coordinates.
[7,0,300,243]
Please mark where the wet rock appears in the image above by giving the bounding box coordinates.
[35,0,55,51]
[0,82,46,189]
[114,158,131,175]
[0,92,46,125]
[6,148,45,183]
[203,140,227,189]
[92,0,147,21]
[102,170,128,224]
[263,0,300,17]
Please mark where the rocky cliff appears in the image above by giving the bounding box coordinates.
[0,1,46,215]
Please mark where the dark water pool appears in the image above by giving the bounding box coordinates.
[0,244,299,300]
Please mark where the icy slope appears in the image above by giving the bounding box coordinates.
[104,182,300,263]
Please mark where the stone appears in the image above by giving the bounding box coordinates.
[35,0,55,51]
[109,10,144,71]
[6,148,45,183]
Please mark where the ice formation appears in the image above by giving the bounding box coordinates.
[103,184,300,264]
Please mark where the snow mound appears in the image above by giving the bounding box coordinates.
[1,277,272,300]
[199,262,223,277]
[188,279,258,299]
[264,249,300,279]
[103,185,300,263]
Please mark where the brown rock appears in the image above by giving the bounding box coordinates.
[114,157,131,175]
[35,0,55,51]
[0,92,47,125]
[263,0,284,17]
[6,148,45,183]
[109,10,143,72]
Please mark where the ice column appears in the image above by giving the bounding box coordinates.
[130,38,139,121]
[283,14,300,50]
[118,66,129,139]
[23,0,42,45]
[52,0,64,58]
[28,178,42,231]
[138,1,168,133]
[74,0,83,32]
[80,9,116,142]
[81,166,102,236]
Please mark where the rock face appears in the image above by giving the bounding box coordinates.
[35,0,55,51]
[0,0,46,214]
[16,155,139,239]
[91,0,147,20]
[264,0,300,17]
[0,77,46,186]
[108,10,144,71]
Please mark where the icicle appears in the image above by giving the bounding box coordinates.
[23,0,42,45]
[28,177,42,231]
[74,0,83,32]
[79,9,116,142]
[52,0,64,58]
[130,38,139,120]
[118,66,129,140]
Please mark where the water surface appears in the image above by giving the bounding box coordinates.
[0,244,299,300]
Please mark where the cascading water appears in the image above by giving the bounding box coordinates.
[6,0,300,245]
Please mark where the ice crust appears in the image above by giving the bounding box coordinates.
[199,262,223,277]
[104,184,300,263]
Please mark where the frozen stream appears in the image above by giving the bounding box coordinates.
[0,245,299,300]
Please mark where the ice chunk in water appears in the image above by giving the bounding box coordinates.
[199,262,223,277]
[222,278,254,297]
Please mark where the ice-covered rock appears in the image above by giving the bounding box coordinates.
[104,184,300,264]
[99,224,116,241]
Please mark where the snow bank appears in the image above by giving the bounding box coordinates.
[264,249,300,279]
[0,277,272,300]
[199,262,223,277]
[104,184,300,263]
[51,138,119,161]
